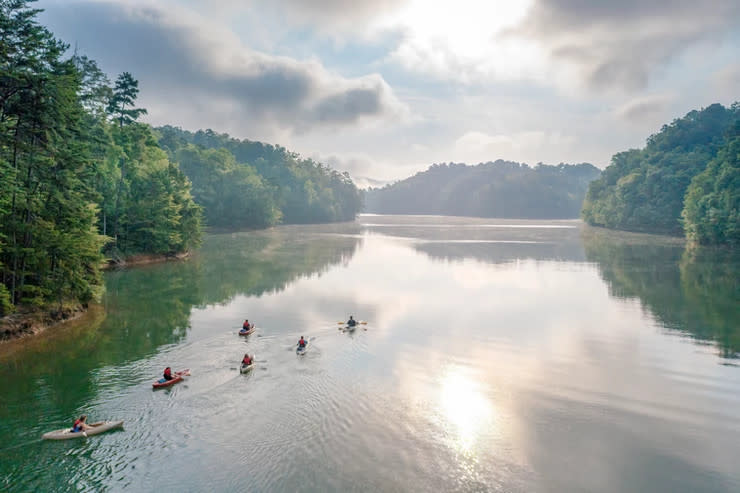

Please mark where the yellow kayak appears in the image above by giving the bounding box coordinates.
[42,420,124,440]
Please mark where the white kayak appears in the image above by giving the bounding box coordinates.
[296,341,309,355]
[42,420,124,440]
[240,362,255,373]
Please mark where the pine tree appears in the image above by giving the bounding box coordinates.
[106,72,147,128]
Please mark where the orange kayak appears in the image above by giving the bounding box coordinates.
[152,369,189,388]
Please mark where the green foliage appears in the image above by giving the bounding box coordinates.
[0,283,12,316]
[174,145,280,229]
[682,117,740,246]
[364,161,600,218]
[102,123,202,256]
[157,126,362,228]
[106,71,147,128]
[0,0,105,310]
[582,103,739,238]
[0,2,201,316]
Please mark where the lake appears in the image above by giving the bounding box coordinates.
[1,214,739,492]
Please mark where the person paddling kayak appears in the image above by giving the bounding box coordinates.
[163,367,174,381]
[71,415,92,433]
[298,336,307,348]
[347,316,357,327]
[242,353,253,366]
[242,320,251,331]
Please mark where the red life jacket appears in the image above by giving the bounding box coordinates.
[243,357,251,365]
[164,368,172,378]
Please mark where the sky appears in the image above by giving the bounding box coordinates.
[40,0,740,186]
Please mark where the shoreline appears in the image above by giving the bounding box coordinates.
[0,304,89,342]
[101,251,192,270]
[1,251,192,343]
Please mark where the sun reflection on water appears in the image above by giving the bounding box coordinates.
[438,367,495,455]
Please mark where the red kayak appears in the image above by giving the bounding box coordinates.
[152,369,189,389]
[239,327,255,336]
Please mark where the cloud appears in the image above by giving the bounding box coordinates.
[713,63,740,96]
[265,0,407,26]
[42,0,406,137]
[615,94,674,122]
[507,0,740,91]
[454,130,577,164]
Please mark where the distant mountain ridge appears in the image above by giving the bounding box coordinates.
[364,160,600,219]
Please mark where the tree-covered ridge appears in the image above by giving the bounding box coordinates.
[582,103,739,242]
[0,1,201,316]
[682,119,739,245]
[364,160,600,218]
[156,126,363,229]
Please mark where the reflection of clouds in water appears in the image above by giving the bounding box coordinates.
[438,367,495,454]
[194,217,740,490]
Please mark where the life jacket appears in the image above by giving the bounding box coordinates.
[243,321,249,329]
[299,339,305,347]
[164,368,172,379]
[72,419,82,432]
[243,357,251,365]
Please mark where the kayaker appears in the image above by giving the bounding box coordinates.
[71,415,91,433]
[163,367,174,381]
[298,336,306,348]
[242,353,253,366]
[242,320,251,331]
[347,316,357,327]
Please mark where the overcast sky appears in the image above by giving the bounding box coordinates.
[40,0,739,185]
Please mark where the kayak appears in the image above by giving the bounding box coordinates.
[239,327,255,336]
[344,324,357,332]
[42,420,124,440]
[296,341,309,355]
[240,362,255,373]
[152,369,189,389]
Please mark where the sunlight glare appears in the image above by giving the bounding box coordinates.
[384,0,546,81]
[438,367,494,453]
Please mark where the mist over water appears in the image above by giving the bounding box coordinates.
[1,215,739,492]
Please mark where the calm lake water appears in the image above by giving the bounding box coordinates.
[1,214,739,492]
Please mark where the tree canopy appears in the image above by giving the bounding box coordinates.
[582,103,740,243]
[0,0,201,315]
[156,126,363,229]
[364,160,600,219]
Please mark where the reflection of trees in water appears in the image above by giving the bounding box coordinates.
[102,228,361,354]
[196,229,360,306]
[582,229,740,358]
[0,230,361,410]
[414,240,586,264]
[400,224,586,264]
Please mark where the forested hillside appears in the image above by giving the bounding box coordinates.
[582,103,739,244]
[0,1,360,319]
[364,161,600,218]
[0,1,201,316]
[156,126,363,229]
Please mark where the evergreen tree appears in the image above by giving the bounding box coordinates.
[0,0,105,310]
[106,71,147,128]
